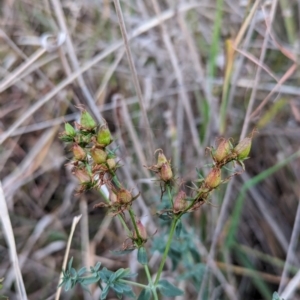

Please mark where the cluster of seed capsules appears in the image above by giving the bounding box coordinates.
[60,110,253,226]
[60,111,142,216]
[149,134,254,217]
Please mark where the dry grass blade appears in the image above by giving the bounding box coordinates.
[113,0,154,159]
[0,2,201,145]
[0,181,28,300]
[55,215,82,300]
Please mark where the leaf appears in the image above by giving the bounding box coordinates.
[272,292,282,300]
[114,268,126,279]
[64,278,72,292]
[175,220,182,238]
[112,282,124,293]
[137,247,148,265]
[77,267,87,276]
[67,257,74,271]
[94,261,101,272]
[123,288,136,299]
[157,279,184,297]
[81,274,100,285]
[137,288,152,300]
[101,285,110,300]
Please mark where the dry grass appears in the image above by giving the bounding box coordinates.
[1,0,300,299]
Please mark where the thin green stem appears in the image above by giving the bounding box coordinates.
[167,185,173,207]
[144,265,158,300]
[154,217,178,285]
[128,209,141,241]
[119,279,148,289]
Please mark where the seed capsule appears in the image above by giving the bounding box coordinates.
[234,137,251,160]
[90,148,107,164]
[214,139,231,162]
[205,168,221,189]
[73,169,91,183]
[80,110,96,130]
[117,189,132,204]
[173,190,187,213]
[156,151,168,168]
[134,220,147,240]
[106,158,116,170]
[72,144,86,161]
[160,162,173,182]
[65,123,76,137]
[97,124,112,146]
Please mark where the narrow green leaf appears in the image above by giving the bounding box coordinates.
[67,257,74,271]
[81,275,100,285]
[77,267,87,276]
[157,279,184,297]
[112,282,123,293]
[123,288,136,298]
[137,288,151,300]
[137,247,148,265]
[101,285,110,300]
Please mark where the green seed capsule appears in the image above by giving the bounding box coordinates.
[97,124,112,146]
[80,110,97,130]
[234,137,251,160]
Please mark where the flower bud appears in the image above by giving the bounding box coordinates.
[234,137,251,160]
[160,162,173,182]
[97,124,112,147]
[214,139,231,162]
[90,147,107,164]
[73,169,91,183]
[134,220,147,240]
[205,168,221,189]
[173,190,187,213]
[72,144,86,161]
[117,189,132,204]
[80,110,97,130]
[106,158,116,170]
[156,151,168,168]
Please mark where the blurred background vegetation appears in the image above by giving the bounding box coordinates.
[1,0,300,299]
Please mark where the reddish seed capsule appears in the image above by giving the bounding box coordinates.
[72,144,86,161]
[205,168,221,189]
[135,220,147,240]
[90,148,107,164]
[117,189,132,204]
[160,162,173,182]
[234,137,252,160]
[73,169,91,183]
[213,139,231,162]
[173,190,187,213]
